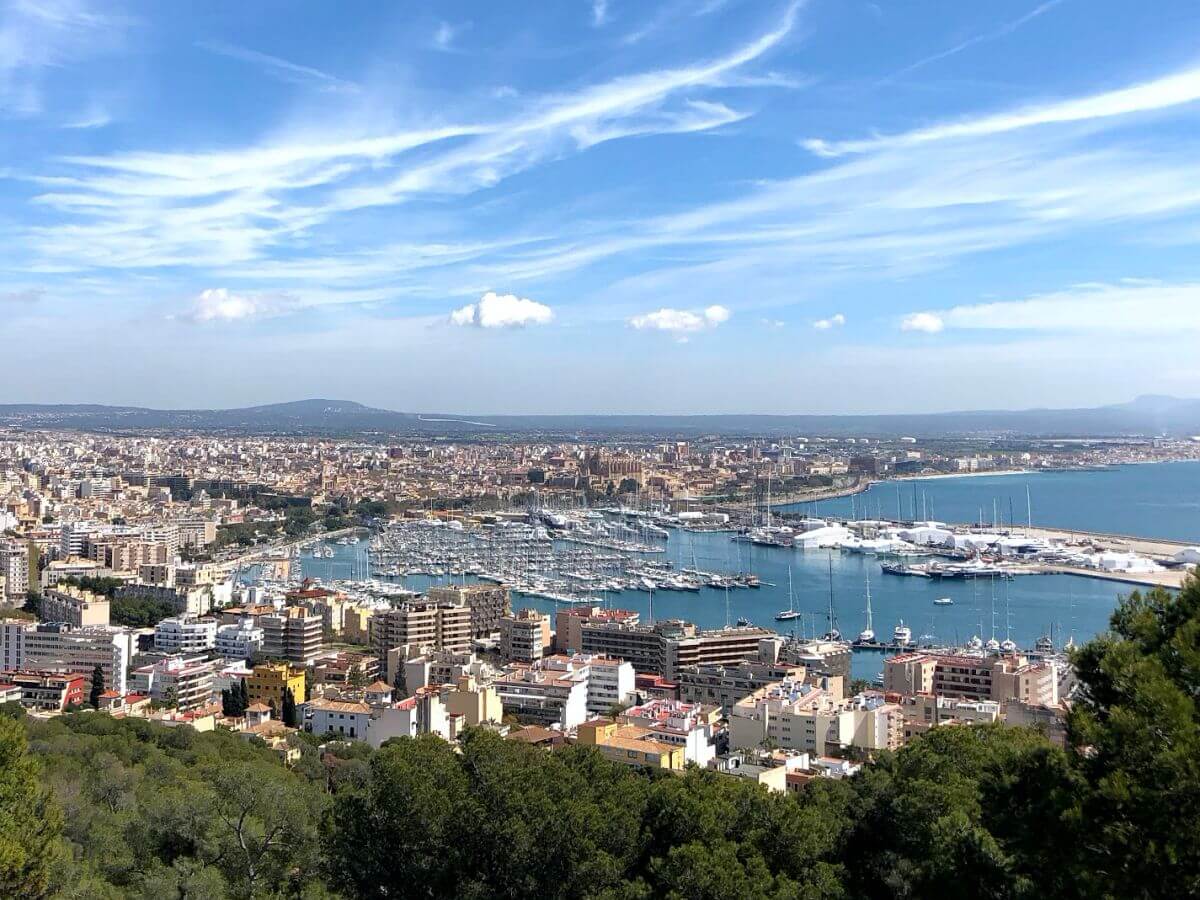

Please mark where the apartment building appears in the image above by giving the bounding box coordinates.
[259,607,324,664]
[0,542,29,602]
[0,671,85,711]
[618,699,721,766]
[499,609,552,663]
[576,719,685,770]
[18,623,131,693]
[154,616,218,654]
[554,605,639,654]
[370,601,473,661]
[884,652,1059,706]
[247,661,306,711]
[426,584,511,638]
[493,659,590,729]
[215,619,264,660]
[675,659,805,709]
[577,618,775,680]
[130,655,216,711]
[728,680,903,756]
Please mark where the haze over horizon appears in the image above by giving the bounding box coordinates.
[4,1,1200,412]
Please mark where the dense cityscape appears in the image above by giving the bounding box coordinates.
[0,421,1197,896]
[4,0,1200,896]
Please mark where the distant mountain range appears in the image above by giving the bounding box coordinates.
[1,395,1199,437]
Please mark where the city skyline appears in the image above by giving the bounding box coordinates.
[4,0,1200,412]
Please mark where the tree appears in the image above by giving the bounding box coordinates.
[89,664,105,709]
[1068,579,1200,898]
[204,760,325,896]
[0,716,62,898]
[281,687,298,729]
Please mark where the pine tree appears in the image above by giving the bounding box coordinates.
[281,686,298,728]
[88,664,105,709]
[0,716,62,898]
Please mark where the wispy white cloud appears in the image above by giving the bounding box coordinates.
[449,291,554,328]
[812,312,845,330]
[63,99,111,128]
[912,281,1200,335]
[197,40,359,93]
[591,0,609,27]
[433,20,468,51]
[0,0,126,114]
[882,0,1064,82]
[805,63,1200,156]
[900,312,944,333]
[18,4,799,281]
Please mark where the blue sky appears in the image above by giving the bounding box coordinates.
[4,0,1200,414]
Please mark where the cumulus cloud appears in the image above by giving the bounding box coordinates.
[187,287,294,323]
[900,311,945,333]
[449,291,554,328]
[629,304,731,333]
[812,312,845,330]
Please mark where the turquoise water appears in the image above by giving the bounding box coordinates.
[780,460,1200,542]
[291,463,1197,679]
[298,531,1124,681]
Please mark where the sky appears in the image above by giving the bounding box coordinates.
[4,0,1200,414]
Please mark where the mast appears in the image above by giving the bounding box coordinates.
[864,568,873,633]
[826,553,838,638]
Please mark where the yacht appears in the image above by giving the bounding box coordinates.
[775,565,802,621]
[1034,634,1054,654]
[985,637,1001,652]
[892,620,913,646]
[966,634,983,651]
[933,596,954,606]
[1000,638,1018,652]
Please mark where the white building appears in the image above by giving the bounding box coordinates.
[580,655,636,714]
[154,617,217,654]
[493,656,590,729]
[18,623,132,694]
[130,655,215,711]
[215,619,264,660]
[619,699,720,767]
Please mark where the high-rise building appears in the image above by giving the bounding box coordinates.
[18,623,131,693]
[258,607,324,664]
[154,617,218,654]
[499,609,552,663]
[426,584,510,638]
[0,542,29,603]
[370,602,473,661]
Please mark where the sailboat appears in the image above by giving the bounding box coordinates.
[856,570,875,643]
[822,554,842,640]
[775,565,802,621]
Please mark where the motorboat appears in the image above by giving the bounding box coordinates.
[933,597,954,606]
[892,620,913,646]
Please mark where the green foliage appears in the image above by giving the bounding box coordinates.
[24,713,329,898]
[89,664,105,709]
[1068,580,1200,898]
[20,577,1200,899]
[221,679,249,718]
[59,575,124,598]
[0,716,63,899]
[110,594,179,628]
[282,686,299,729]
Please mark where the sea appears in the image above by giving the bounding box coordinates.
[295,461,1200,680]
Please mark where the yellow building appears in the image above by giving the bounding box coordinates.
[247,662,306,711]
[576,720,685,770]
[442,674,503,726]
